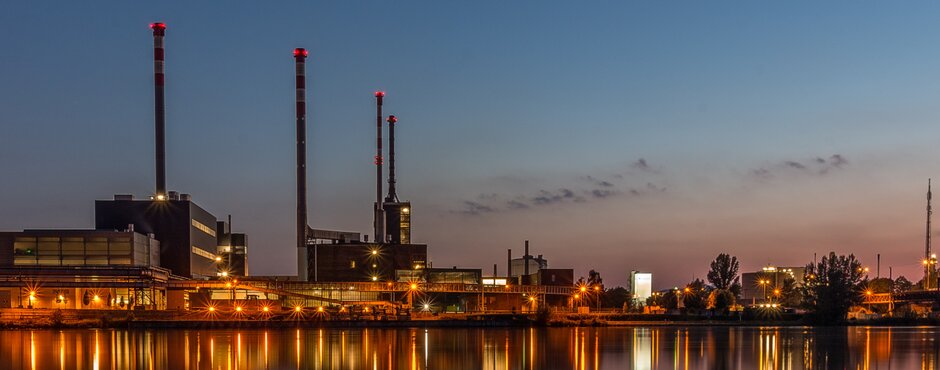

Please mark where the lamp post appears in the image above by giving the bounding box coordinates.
[759,280,768,304]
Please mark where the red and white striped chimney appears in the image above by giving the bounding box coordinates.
[150,22,167,200]
[294,48,309,278]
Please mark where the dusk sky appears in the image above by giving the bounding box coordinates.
[4,2,940,288]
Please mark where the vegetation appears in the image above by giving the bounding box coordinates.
[801,252,865,323]
[706,253,741,312]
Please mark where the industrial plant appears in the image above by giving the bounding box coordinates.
[0,23,577,319]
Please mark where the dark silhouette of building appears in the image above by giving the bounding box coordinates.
[95,194,221,278]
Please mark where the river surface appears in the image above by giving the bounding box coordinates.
[1,326,938,369]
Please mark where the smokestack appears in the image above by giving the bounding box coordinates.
[507,249,512,282]
[294,48,309,279]
[386,115,398,202]
[374,91,386,243]
[150,22,167,200]
[524,240,530,278]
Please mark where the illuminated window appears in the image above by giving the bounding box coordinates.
[191,219,217,237]
[350,260,356,269]
[191,246,218,261]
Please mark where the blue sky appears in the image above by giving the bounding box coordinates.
[3,2,940,288]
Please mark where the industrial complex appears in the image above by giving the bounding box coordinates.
[0,23,578,318]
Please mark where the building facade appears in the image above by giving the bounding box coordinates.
[95,196,222,278]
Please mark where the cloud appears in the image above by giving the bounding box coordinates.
[456,201,496,215]
[590,189,617,198]
[582,175,614,188]
[631,158,661,174]
[749,154,849,179]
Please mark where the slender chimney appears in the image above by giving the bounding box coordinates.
[150,22,167,199]
[927,179,933,289]
[507,249,512,282]
[524,240,530,278]
[386,115,398,202]
[294,48,309,279]
[374,91,386,243]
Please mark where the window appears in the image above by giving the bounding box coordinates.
[350,260,356,269]
[191,219,217,237]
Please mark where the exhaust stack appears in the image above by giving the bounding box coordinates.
[150,22,167,199]
[294,48,309,280]
[374,91,386,243]
[386,115,399,202]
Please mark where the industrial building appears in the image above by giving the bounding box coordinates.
[741,266,805,303]
[0,22,578,315]
[95,195,227,279]
[629,271,653,304]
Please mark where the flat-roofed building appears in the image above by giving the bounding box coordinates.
[0,229,159,267]
[95,195,221,278]
[306,242,427,282]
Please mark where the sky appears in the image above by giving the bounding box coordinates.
[3,2,940,289]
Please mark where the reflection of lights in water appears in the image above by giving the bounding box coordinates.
[411,331,417,370]
[59,331,65,370]
[425,329,429,370]
[296,329,301,369]
[94,330,100,370]
[30,331,35,370]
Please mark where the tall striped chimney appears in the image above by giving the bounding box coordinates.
[294,48,309,279]
[374,91,386,243]
[150,22,167,200]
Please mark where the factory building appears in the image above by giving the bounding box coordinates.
[0,229,169,309]
[95,195,224,279]
[217,220,248,276]
[741,266,805,303]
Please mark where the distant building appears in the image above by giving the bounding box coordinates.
[510,255,548,278]
[95,194,224,278]
[383,202,412,244]
[630,271,653,303]
[216,220,247,276]
[741,266,806,303]
[306,242,427,282]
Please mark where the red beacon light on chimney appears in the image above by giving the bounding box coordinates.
[293,48,308,57]
[150,22,166,30]
[387,115,397,123]
[374,91,385,98]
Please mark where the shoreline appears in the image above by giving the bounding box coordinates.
[1,308,935,330]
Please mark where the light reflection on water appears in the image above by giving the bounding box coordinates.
[2,326,939,369]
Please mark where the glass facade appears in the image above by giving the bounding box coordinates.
[12,232,159,267]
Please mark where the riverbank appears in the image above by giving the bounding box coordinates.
[2,308,936,329]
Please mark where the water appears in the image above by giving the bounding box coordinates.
[1,326,938,369]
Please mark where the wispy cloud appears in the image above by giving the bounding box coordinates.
[750,154,849,179]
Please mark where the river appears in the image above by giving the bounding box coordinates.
[1,326,937,369]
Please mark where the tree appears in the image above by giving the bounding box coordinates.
[586,270,604,307]
[682,279,709,311]
[602,287,631,310]
[893,276,914,294]
[867,278,893,294]
[778,277,801,307]
[707,289,735,313]
[707,253,741,292]
[801,252,865,322]
[706,253,741,310]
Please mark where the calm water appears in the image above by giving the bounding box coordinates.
[1,326,938,369]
